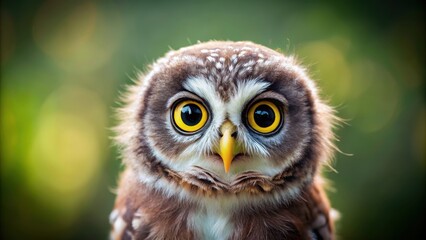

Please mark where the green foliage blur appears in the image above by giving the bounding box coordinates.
[1,0,424,239]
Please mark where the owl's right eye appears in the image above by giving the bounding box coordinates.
[172,100,208,134]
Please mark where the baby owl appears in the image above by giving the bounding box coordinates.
[110,41,338,240]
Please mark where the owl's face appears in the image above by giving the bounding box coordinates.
[117,41,335,201]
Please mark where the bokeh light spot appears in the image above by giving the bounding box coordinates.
[349,60,400,132]
[26,86,107,222]
[298,40,352,104]
[33,1,120,73]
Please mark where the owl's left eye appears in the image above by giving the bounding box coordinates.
[172,100,208,134]
[246,100,283,135]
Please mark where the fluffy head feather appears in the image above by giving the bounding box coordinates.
[111,41,339,240]
[115,41,337,208]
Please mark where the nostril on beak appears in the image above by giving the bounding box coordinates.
[218,128,237,138]
[231,131,237,138]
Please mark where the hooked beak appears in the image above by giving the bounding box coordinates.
[216,120,240,173]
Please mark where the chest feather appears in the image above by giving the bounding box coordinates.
[190,205,234,240]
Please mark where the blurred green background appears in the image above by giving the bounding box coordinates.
[1,0,424,239]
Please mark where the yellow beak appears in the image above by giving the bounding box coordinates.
[217,120,238,173]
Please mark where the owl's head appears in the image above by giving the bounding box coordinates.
[116,41,337,203]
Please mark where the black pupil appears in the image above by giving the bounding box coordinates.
[181,104,202,126]
[254,105,275,128]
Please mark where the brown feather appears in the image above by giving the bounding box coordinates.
[111,41,339,240]
[111,168,334,240]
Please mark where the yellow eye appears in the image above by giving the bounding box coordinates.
[247,100,282,134]
[172,100,208,133]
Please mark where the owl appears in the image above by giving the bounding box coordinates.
[110,41,339,240]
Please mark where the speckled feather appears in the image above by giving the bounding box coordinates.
[111,41,339,240]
